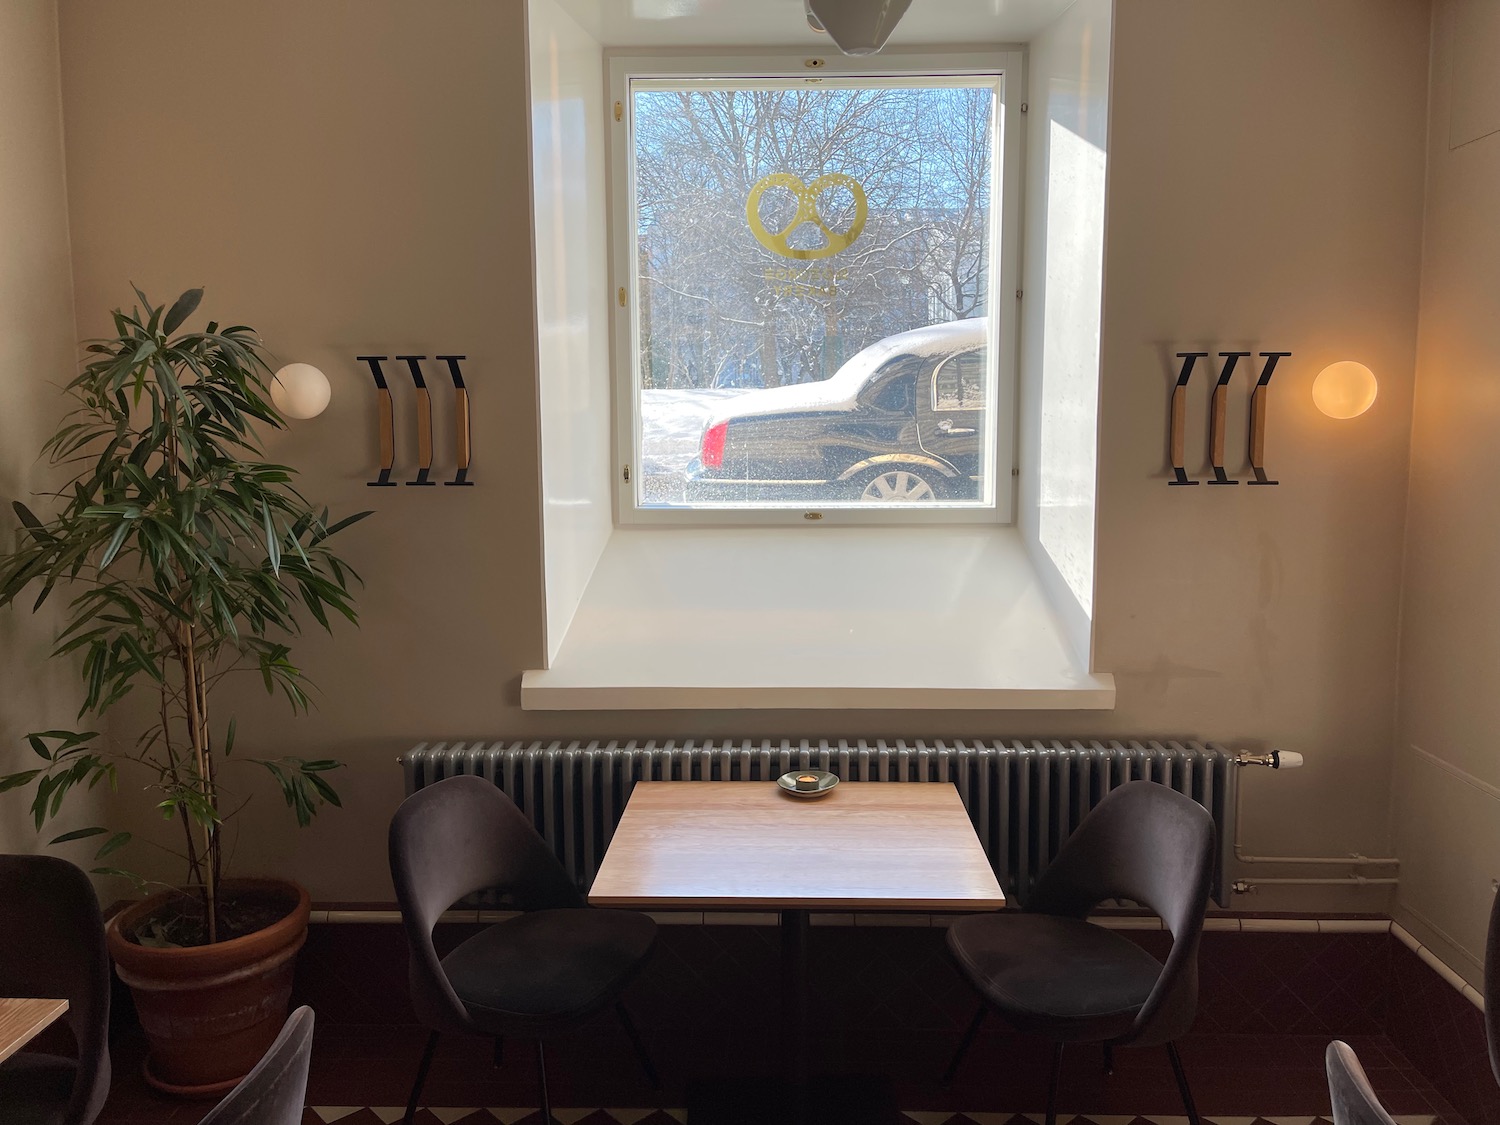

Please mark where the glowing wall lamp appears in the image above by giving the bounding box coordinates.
[270,363,331,420]
[1312,361,1378,419]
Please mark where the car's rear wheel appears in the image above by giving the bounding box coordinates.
[854,465,940,503]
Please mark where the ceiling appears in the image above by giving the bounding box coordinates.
[550,0,1076,48]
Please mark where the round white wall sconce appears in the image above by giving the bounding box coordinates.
[270,363,331,420]
[1312,361,1378,419]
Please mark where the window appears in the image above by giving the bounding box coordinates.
[934,349,985,412]
[610,55,1020,523]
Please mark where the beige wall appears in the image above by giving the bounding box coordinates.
[0,0,95,857]
[53,0,545,897]
[1393,0,1500,986]
[1094,0,1428,910]
[41,0,1430,906]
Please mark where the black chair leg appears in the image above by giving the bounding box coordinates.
[536,1039,554,1125]
[1045,1041,1064,1125]
[1103,1042,1114,1075]
[402,1030,440,1125]
[493,1036,504,1068]
[616,1002,661,1089]
[1166,1041,1201,1125]
[943,1003,987,1086]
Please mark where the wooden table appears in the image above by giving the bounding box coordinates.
[0,998,68,1065]
[590,781,1005,1123]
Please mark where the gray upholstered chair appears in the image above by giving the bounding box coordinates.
[942,780,1215,1125]
[0,854,112,1125]
[388,774,659,1125]
[1326,1040,1397,1125]
[198,1006,314,1125]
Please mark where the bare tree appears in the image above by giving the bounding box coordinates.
[634,84,993,390]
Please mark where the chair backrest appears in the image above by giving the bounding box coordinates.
[199,1006,315,1125]
[0,854,111,1125]
[388,774,584,1030]
[1486,887,1500,1087]
[1024,779,1216,1046]
[1326,1040,1397,1125]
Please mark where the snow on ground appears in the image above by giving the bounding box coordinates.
[638,388,748,503]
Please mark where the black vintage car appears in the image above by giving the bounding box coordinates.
[688,318,989,504]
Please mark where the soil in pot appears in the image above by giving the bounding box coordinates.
[125,884,297,948]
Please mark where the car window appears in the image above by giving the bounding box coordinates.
[867,368,917,413]
[933,349,986,411]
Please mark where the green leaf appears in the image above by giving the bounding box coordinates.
[94,831,131,859]
[12,501,43,531]
[90,866,147,893]
[224,716,236,757]
[98,520,132,570]
[0,770,42,793]
[162,288,203,335]
[262,500,280,575]
[308,510,372,545]
[50,826,108,845]
[306,772,342,807]
[27,735,51,760]
[33,730,95,745]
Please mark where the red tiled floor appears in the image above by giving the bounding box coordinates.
[94,1024,1468,1124]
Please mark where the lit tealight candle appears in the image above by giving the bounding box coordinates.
[795,774,820,791]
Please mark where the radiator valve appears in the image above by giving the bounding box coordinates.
[1237,749,1304,769]
[1231,880,1258,895]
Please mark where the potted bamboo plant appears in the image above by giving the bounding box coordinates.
[0,287,368,1095]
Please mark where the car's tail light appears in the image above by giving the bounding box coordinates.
[701,421,727,469]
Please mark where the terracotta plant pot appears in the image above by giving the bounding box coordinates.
[105,877,310,1097]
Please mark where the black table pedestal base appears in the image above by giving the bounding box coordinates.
[686,1074,902,1125]
[685,909,901,1124]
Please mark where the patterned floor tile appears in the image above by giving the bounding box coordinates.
[306,1114,1385,1125]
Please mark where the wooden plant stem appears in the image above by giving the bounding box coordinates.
[160,684,203,890]
[198,658,223,902]
[180,627,217,944]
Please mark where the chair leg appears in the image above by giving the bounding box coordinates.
[1102,1042,1114,1075]
[616,1002,661,1090]
[536,1039,554,1125]
[493,1036,504,1068]
[942,1003,987,1086]
[1166,1041,1201,1125]
[1045,1041,1064,1125]
[402,1031,440,1125]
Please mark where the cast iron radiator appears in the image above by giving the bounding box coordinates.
[400,739,1238,907]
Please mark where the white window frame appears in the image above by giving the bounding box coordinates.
[606,49,1026,527]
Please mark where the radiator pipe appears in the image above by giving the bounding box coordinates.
[1233,876,1399,893]
[1233,749,1401,868]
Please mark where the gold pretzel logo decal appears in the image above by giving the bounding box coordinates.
[746,172,868,260]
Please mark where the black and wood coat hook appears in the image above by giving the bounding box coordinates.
[358,355,397,488]
[395,356,436,486]
[359,354,476,487]
[1168,352,1206,486]
[1248,352,1289,486]
[437,356,473,486]
[1208,352,1248,486]
[1168,349,1290,487]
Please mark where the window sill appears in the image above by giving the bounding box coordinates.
[521,525,1113,711]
